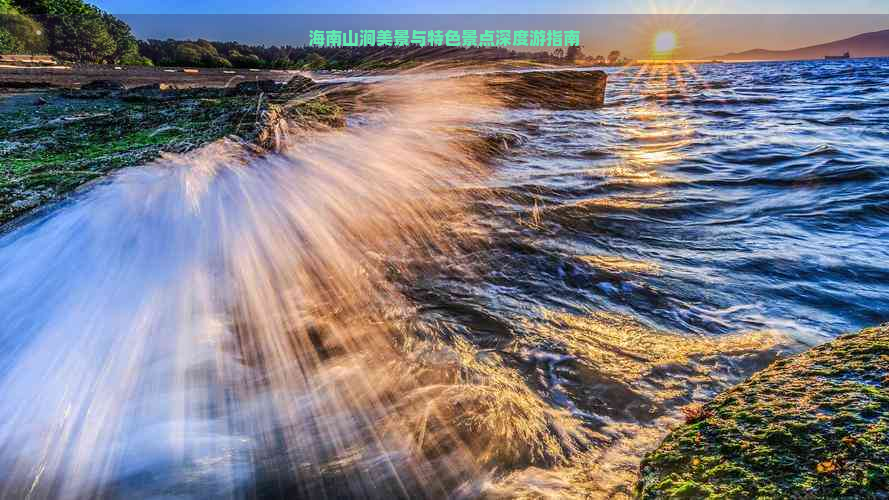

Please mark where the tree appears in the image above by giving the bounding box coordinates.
[170,41,235,67]
[0,7,47,53]
[194,39,218,57]
[103,12,139,62]
[209,55,232,67]
[56,10,115,62]
[118,52,152,66]
[0,29,16,52]
[173,42,203,66]
[10,0,133,63]
[271,57,291,69]
[607,50,621,65]
[565,45,583,61]
[12,0,90,56]
[303,52,326,69]
[228,50,262,68]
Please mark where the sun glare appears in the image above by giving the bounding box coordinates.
[653,31,678,55]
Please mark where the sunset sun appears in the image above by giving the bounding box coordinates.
[653,31,678,55]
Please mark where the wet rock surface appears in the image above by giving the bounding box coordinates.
[482,70,607,109]
[0,65,292,89]
[233,79,282,95]
[120,83,182,102]
[0,74,344,227]
[80,80,127,92]
[637,325,889,498]
[1,69,606,229]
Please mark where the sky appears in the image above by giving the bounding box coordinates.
[89,1,889,58]
[93,0,889,15]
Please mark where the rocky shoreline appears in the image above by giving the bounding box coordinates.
[637,325,889,498]
[3,65,886,499]
[0,75,343,227]
[0,69,606,229]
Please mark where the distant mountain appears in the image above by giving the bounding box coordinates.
[715,28,889,61]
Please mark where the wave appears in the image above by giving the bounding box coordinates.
[2,58,889,499]
[0,78,505,498]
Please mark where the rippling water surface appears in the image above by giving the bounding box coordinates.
[1,59,888,499]
[405,58,889,495]
[479,59,889,339]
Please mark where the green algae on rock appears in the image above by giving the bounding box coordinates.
[0,79,343,227]
[637,325,889,499]
[0,69,608,227]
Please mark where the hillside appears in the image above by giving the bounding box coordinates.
[0,1,46,53]
[0,0,149,65]
[718,28,889,61]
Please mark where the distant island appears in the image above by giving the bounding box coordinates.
[715,28,889,61]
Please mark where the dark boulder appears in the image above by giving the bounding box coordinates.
[482,70,607,109]
[282,74,316,94]
[0,81,57,90]
[63,79,127,99]
[232,79,281,95]
[80,80,126,91]
[122,83,181,102]
[127,83,180,92]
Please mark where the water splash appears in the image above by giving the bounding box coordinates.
[0,70,805,499]
[0,78,502,499]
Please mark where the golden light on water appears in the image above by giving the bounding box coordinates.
[653,31,678,56]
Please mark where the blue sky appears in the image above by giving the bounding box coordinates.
[97,1,889,57]
[94,0,889,15]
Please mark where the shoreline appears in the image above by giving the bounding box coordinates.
[0,67,606,230]
[0,74,345,229]
[0,64,299,89]
[1,58,886,497]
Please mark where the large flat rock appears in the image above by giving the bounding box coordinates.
[482,70,607,109]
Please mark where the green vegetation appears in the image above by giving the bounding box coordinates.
[638,325,889,499]
[136,40,557,70]
[0,0,47,53]
[1,0,150,65]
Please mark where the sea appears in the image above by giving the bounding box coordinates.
[0,58,887,498]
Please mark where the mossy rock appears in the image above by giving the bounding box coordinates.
[0,76,344,227]
[637,325,889,499]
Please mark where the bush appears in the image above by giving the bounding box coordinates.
[119,52,152,66]
[303,52,326,69]
[228,50,263,68]
[207,55,232,67]
[0,28,18,52]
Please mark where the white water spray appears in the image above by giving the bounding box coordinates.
[0,78,499,499]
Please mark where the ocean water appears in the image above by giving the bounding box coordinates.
[0,59,887,498]
[476,58,889,340]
